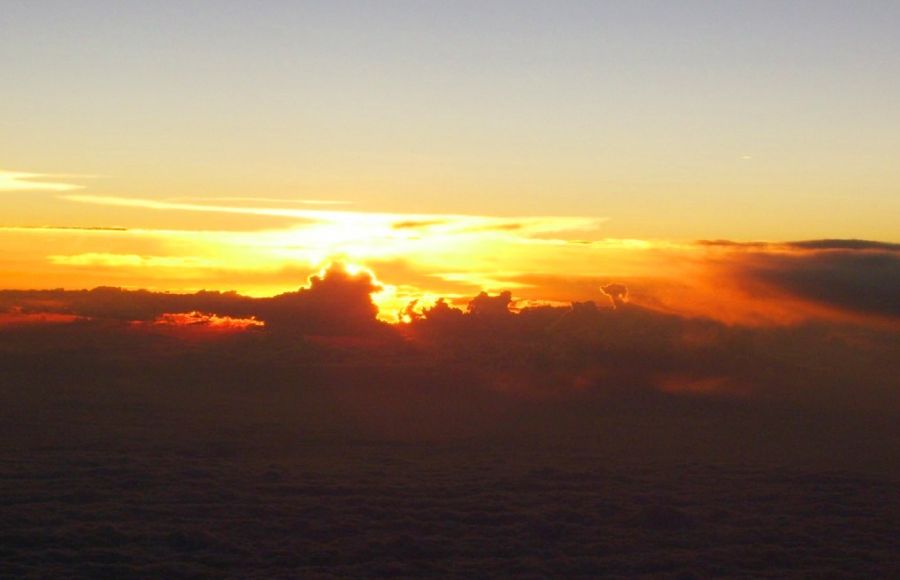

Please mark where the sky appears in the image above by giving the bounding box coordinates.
[3,6,900,577]
[2,1,899,318]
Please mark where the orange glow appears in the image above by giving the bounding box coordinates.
[152,311,263,330]
[0,310,84,327]
[1,191,897,328]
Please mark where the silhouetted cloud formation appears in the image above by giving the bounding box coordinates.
[786,239,900,251]
[0,263,387,334]
[258,264,385,335]
[748,251,899,317]
[1,245,898,577]
[698,238,900,251]
[467,291,513,317]
[601,283,628,308]
[0,242,897,415]
[707,239,900,320]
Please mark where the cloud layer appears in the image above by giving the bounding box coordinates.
[2,258,897,578]
[689,240,900,324]
[2,259,896,417]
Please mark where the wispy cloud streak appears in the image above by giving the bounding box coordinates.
[0,170,87,192]
[60,194,606,236]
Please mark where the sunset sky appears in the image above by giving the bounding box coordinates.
[2,6,900,576]
[2,1,899,321]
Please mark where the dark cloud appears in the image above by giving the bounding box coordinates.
[786,239,900,251]
[0,287,255,322]
[724,242,900,320]
[687,239,900,321]
[698,237,900,253]
[0,263,388,335]
[467,290,513,317]
[259,264,385,335]
[1,259,897,442]
[3,260,896,416]
[1,254,898,578]
[601,283,628,308]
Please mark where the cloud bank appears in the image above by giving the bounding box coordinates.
[2,256,896,421]
[2,255,897,579]
[699,239,900,322]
